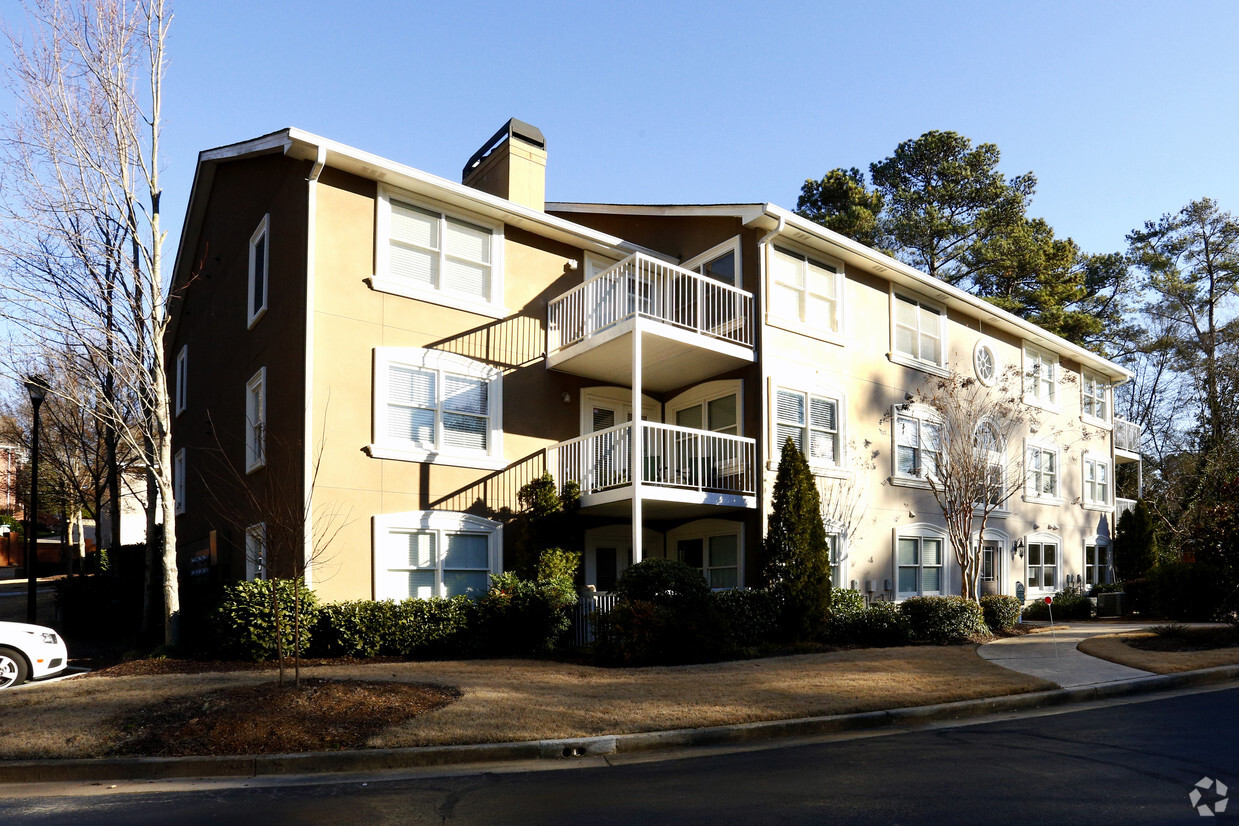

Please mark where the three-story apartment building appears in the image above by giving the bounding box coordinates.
[168,120,1140,607]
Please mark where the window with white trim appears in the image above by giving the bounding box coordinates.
[174,345,188,416]
[248,215,269,328]
[894,407,941,482]
[1027,540,1058,590]
[1023,345,1058,406]
[370,348,504,469]
[896,531,945,598]
[245,368,266,473]
[684,237,740,287]
[769,245,842,333]
[669,519,742,589]
[1025,441,1060,502]
[775,387,840,467]
[374,511,500,601]
[1083,455,1111,507]
[374,188,504,316]
[828,534,844,589]
[892,293,945,368]
[1082,372,1110,423]
[973,340,998,385]
[245,523,267,581]
[173,448,185,515]
[975,420,1006,507]
[1084,541,1108,587]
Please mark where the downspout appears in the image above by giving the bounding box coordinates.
[301,145,327,589]
[753,210,785,583]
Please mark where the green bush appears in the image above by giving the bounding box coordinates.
[478,571,576,655]
[979,595,1022,632]
[825,601,913,647]
[830,588,866,619]
[711,588,782,650]
[1021,587,1093,621]
[1145,561,1227,621]
[211,579,319,661]
[901,596,988,644]
[312,596,479,659]
[593,599,683,666]
[614,558,710,610]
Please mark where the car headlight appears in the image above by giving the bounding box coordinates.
[40,632,58,645]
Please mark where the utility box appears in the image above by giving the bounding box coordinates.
[1097,592,1127,618]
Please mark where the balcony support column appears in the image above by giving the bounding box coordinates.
[631,322,643,565]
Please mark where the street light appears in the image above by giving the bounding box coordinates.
[23,374,49,625]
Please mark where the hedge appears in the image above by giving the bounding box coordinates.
[900,596,988,644]
[980,595,1022,632]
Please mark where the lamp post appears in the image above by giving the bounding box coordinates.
[23,375,49,625]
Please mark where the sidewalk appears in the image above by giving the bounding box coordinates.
[977,621,1156,687]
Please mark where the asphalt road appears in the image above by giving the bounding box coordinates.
[3,684,1235,824]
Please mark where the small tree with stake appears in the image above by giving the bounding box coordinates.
[762,437,831,640]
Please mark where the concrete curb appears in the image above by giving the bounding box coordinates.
[2,664,1237,785]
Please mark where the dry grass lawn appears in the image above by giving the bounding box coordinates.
[0,646,1052,760]
[1078,632,1239,674]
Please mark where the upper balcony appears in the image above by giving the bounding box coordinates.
[548,421,757,518]
[546,253,756,392]
[1114,417,1142,462]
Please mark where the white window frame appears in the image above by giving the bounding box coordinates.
[1081,371,1112,426]
[173,448,185,515]
[683,236,742,288]
[667,518,744,590]
[372,511,501,601]
[1083,538,1110,587]
[668,380,743,436]
[827,533,846,590]
[245,522,267,581]
[1023,438,1062,505]
[974,419,1009,515]
[889,289,948,376]
[973,339,999,386]
[1025,533,1060,594]
[245,367,267,474]
[766,242,845,343]
[371,186,505,318]
[368,348,505,471]
[1023,344,1059,409]
[1082,452,1113,510]
[891,404,941,489]
[769,379,845,474]
[894,525,948,599]
[247,214,269,329]
[174,345,188,416]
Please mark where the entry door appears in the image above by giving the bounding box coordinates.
[590,403,633,489]
[979,541,1002,596]
[588,542,633,592]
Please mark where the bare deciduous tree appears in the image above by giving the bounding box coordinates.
[0,0,180,642]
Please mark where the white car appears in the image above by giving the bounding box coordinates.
[0,622,69,689]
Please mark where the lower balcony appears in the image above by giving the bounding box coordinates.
[548,422,757,518]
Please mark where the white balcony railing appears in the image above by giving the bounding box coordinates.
[547,252,754,353]
[1114,418,1142,454]
[548,422,756,498]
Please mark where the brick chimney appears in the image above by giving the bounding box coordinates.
[462,119,546,211]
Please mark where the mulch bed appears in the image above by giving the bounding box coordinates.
[108,678,461,756]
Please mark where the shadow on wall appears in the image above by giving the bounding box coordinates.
[428,450,549,518]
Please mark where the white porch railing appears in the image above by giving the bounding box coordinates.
[1114,418,1142,454]
[548,422,756,498]
[547,252,754,352]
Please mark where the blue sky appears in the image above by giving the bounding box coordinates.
[20,0,1239,263]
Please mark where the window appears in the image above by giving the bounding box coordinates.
[1084,541,1108,587]
[775,388,839,467]
[828,534,845,589]
[1027,541,1058,590]
[1083,455,1111,508]
[980,543,997,583]
[684,238,740,287]
[892,293,945,370]
[174,345,188,415]
[1082,372,1110,423]
[1025,443,1060,501]
[369,348,504,470]
[1023,345,1058,407]
[973,340,998,386]
[975,421,1006,508]
[894,408,941,482]
[247,215,269,328]
[769,245,842,334]
[373,511,500,601]
[173,448,185,515]
[245,523,266,581]
[245,368,266,473]
[668,519,743,589]
[896,531,945,598]
[373,188,504,316]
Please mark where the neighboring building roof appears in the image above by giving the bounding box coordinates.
[549,201,1131,383]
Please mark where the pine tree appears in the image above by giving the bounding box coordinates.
[1113,499,1158,581]
[762,438,832,639]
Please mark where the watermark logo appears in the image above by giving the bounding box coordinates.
[1189,777,1229,817]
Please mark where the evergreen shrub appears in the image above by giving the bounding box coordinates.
[979,595,1022,632]
[901,596,987,643]
[211,579,318,661]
